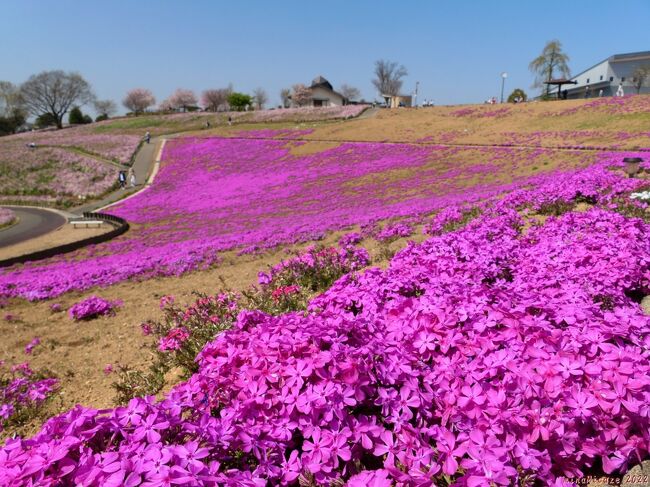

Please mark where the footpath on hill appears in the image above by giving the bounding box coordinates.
[73,139,160,214]
[0,138,161,258]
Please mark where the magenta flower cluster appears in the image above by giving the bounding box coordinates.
[23,338,40,355]
[68,296,122,321]
[375,221,415,242]
[2,154,650,484]
[448,106,511,118]
[257,245,370,287]
[0,362,58,433]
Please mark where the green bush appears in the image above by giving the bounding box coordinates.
[68,107,85,124]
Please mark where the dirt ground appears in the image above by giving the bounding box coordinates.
[0,224,111,260]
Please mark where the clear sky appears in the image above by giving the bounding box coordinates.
[1,0,649,112]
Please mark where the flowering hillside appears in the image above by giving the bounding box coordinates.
[0,140,119,206]
[0,138,597,300]
[1,151,649,484]
[8,129,141,164]
[92,104,369,136]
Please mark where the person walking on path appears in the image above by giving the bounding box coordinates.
[616,83,625,97]
[144,131,151,144]
[118,171,126,189]
[130,170,136,188]
[228,116,232,126]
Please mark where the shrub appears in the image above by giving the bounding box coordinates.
[68,107,85,125]
[68,296,122,321]
[0,361,58,433]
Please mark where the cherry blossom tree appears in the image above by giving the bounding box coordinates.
[168,88,197,112]
[122,88,156,115]
[291,84,312,107]
[158,98,175,112]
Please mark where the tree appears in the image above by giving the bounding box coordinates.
[68,106,85,124]
[632,65,650,94]
[0,81,26,135]
[529,40,571,97]
[372,60,408,96]
[168,88,197,112]
[279,88,291,108]
[35,112,58,129]
[202,87,232,112]
[227,92,253,111]
[339,84,361,101]
[0,81,23,117]
[123,88,156,115]
[291,84,312,107]
[252,88,268,110]
[94,99,117,118]
[0,110,25,136]
[20,70,95,128]
[507,88,528,103]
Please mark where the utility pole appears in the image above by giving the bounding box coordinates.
[413,81,419,108]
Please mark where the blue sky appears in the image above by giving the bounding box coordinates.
[1,0,649,112]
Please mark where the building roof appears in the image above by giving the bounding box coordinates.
[569,50,650,82]
[308,75,348,101]
[311,76,333,90]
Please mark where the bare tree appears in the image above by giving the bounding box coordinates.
[339,84,361,101]
[372,60,408,96]
[168,88,197,111]
[201,86,233,112]
[291,84,312,107]
[529,40,570,96]
[93,99,117,118]
[123,88,156,115]
[20,70,95,128]
[252,88,268,110]
[279,88,291,108]
[0,81,23,116]
[632,65,650,94]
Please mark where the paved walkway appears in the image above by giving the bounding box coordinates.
[72,138,160,214]
[0,138,160,250]
[0,207,68,248]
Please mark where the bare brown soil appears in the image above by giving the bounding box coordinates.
[0,224,111,260]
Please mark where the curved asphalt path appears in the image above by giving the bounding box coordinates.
[0,207,67,249]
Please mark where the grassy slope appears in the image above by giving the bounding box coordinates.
[301,96,650,149]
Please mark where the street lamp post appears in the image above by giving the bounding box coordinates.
[500,72,508,103]
[413,81,419,108]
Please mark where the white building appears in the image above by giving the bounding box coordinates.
[552,50,650,98]
[292,76,347,107]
